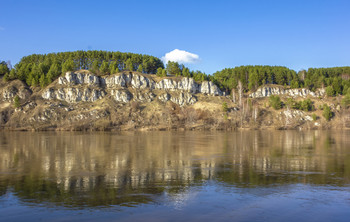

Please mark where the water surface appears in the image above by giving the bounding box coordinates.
[0,131,350,221]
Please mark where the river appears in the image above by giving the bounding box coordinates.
[0,131,350,221]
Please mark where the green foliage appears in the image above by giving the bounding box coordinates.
[109,61,118,74]
[213,65,297,92]
[137,64,143,73]
[166,61,182,76]
[312,113,317,121]
[222,102,228,112]
[126,58,133,71]
[156,67,167,77]
[46,63,61,83]
[322,104,332,121]
[269,95,282,110]
[14,95,20,108]
[300,99,314,112]
[285,98,314,111]
[341,90,350,108]
[10,50,164,87]
[0,61,10,75]
[182,67,191,77]
[62,59,75,73]
[212,65,350,94]
[99,61,109,74]
[325,86,335,97]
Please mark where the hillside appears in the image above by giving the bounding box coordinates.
[1,70,349,131]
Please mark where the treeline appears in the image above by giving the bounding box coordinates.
[302,67,350,96]
[3,50,164,87]
[212,66,350,95]
[0,61,10,76]
[156,61,208,82]
[212,66,299,92]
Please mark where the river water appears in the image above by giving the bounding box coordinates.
[0,131,350,221]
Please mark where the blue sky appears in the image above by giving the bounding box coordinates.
[0,0,349,74]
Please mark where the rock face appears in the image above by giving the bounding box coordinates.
[250,86,325,98]
[111,89,132,103]
[1,80,32,101]
[199,81,222,96]
[59,72,100,86]
[42,88,106,103]
[42,71,222,105]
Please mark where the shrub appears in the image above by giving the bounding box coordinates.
[14,95,20,108]
[269,95,282,110]
[222,102,228,112]
[322,104,332,121]
[312,113,317,121]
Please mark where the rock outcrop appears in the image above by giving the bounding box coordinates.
[43,71,222,105]
[250,86,325,98]
[0,80,32,101]
[42,87,106,103]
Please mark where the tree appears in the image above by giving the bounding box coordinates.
[39,74,47,88]
[156,67,163,77]
[100,61,109,74]
[109,61,117,74]
[0,61,9,75]
[182,67,191,77]
[166,61,181,76]
[91,60,100,73]
[62,59,75,73]
[14,95,20,108]
[325,86,335,97]
[269,95,282,110]
[46,63,61,83]
[137,64,143,73]
[126,58,133,71]
[323,104,332,121]
[222,102,228,112]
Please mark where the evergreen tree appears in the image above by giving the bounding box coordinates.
[109,61,117,74]
[100,61,109,74]
[46,63,61,83]
[126,58,133,71]
[91,60,100,73]
[62,59,75,73]
[137,64,143,73]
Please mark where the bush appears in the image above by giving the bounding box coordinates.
[269,95,282,110]
[222,102,228,112]
[326,86,335,97]
[14,95,20,108]
[322,104,332,121]
[312,113,317,121]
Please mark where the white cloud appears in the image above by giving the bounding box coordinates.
[162,49,200,64]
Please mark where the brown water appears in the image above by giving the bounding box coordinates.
[0,131,350,221]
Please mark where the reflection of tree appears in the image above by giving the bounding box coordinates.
[0,131,350,207]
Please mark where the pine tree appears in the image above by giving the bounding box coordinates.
[100,61,109,74]
[137,64,143,73]
[126,58,133,71]
[62,59,75,73]
[91,60,100,74]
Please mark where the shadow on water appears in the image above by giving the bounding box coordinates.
[0,130,350,209]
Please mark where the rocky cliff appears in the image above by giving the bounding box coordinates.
[0,71,348,131]
[43,71,222,105]
[249,85,325,98]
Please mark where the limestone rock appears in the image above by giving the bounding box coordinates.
[250,86,325,98]
[158,93,171,103]
[104,73,132,88]
[42,87,105,103]
[155,79,178,91]
[58,72,100,86]
[111,89,132,103]
[200,81,222,96]
[177,78,199,93]
[133,91,155,102]
[170,92,197,106]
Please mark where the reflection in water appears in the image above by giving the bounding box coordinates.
[0,131,350,209]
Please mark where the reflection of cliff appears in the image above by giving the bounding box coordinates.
[0,131,350,207]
